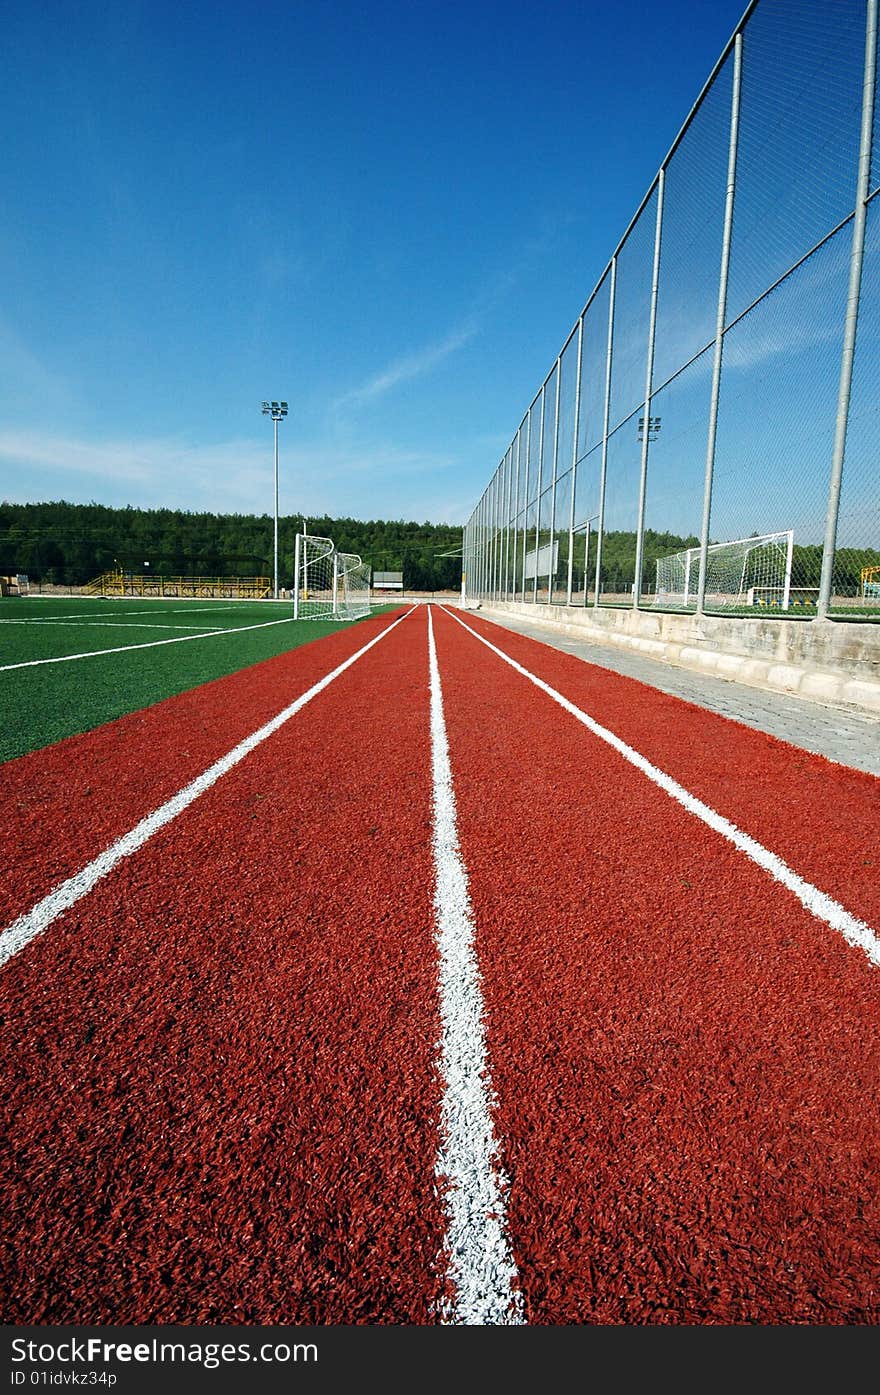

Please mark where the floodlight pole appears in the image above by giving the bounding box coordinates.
[261,399,289,600]
[273,416,279,600]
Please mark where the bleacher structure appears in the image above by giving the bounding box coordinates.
[862,565,880,599]
[83,571,271,599]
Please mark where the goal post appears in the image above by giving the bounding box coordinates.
[653,530,794,610]
[335,549,371,619]
[294,532,371,621]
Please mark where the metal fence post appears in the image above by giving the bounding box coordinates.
[476,497,482,600]
[816,0,877,620]
[522,412,531,602]
[474,500,480,599]
[533,388,546,602]
[494,465,500,602]
[547,359,562,604]
[633,169,665,611]
[567,315,584,605]
[499,460,506,599]
[594,257,617,609]
[513,424,518,599]
[486,481,491,601]
[487,477,493,601]
[499,459,506,601]
[492,468,500,601]
[510,446,516,599]
[697,31,743,616]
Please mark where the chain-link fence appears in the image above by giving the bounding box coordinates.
[464,0,879,621]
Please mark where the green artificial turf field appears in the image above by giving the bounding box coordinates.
[0,595,392,764]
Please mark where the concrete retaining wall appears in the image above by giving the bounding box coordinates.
[474,601,880,715]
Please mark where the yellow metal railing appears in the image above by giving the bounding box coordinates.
[861,564,880,598]
[83,571,271,600]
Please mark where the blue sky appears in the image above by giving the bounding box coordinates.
[1,0,751,525]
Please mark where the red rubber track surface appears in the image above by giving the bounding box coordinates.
[0,607,447,1324]
[2,605,879,1324]
[457,610,880,929]
[0,611,407,929]
[433,607,880,1324]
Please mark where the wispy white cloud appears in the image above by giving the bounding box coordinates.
[0,428,469,521]
[0,430,269,510]
[335,322,479,410]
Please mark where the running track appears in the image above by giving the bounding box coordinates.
[1,605,878,1324]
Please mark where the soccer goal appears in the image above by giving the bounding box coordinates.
[653,530,794,610]
[293,533,371,621]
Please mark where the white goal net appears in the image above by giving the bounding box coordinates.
[294,534,371,621]
[653,530,794,610]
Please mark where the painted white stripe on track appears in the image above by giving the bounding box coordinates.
[0,608,417,968]
[427,607,525,1326]
[444,607,880,969]
[0,615,302,671]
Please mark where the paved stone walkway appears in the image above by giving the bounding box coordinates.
[477,611,880,778]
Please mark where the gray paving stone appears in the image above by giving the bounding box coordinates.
[479,612,880,779]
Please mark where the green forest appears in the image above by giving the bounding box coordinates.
[0,500,464,592]
[1,500,875,597]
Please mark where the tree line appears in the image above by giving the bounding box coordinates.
[2,501,875,597]
[0,501,464,593]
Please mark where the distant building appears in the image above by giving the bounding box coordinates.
[0,574,28,596]
[372,570,404,594]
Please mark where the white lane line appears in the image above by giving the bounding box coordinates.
[427,606,524,1326]
[0,615,302,672]
[0,608,417,969]
[444,607,880,969]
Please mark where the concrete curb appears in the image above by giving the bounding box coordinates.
[467,603,880,717]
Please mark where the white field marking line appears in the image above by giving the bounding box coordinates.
[0,619,241,631]
[427,607,524,1326]
[443,607,880,970]
[0,615,302,672]
[0,607,418,970]
[0,607,238,621]
[3,605,264,623]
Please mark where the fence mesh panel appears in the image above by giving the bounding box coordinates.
[577,273,612,464]
[553,467,573,603]
[652,56,732,391]
[710,226,850,611]
[463,0,877,625]
[609,193,657,432]
[726,0,864,324]
[642,348,714,605]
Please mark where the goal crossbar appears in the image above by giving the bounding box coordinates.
[293,533,371,621]
[653,530,794,610]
